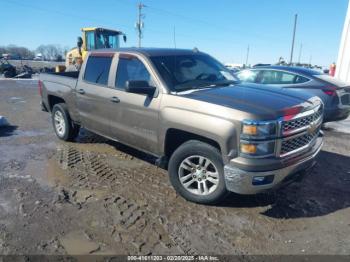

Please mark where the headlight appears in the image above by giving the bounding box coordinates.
[241,120,277,138]
[240,141,275,157]
[240,120,277,157]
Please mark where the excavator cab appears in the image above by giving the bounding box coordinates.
[62,27,126,72]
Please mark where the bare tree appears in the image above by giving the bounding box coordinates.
[0,45,34,59]
[35,44,67,61]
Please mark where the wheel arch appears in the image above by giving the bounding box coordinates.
[48,95,66,112]
[164,128,222,159]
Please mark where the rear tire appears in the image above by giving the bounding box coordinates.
[4,70,15,78]
[52,103,80,141]
[168,140,228,204]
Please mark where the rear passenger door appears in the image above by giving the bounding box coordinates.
[75,53,117,137]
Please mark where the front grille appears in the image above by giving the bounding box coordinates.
[282,115,314,133]
[279,105,323,157]
[280,126,320,156]
[282,106,323,134]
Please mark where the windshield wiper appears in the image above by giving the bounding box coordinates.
[195,80,237,89]
[175,80,236,92]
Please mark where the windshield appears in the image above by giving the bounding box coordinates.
[95,31,120,49]
[150,54,238,92]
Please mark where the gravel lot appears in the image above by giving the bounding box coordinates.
[0,79,350,256]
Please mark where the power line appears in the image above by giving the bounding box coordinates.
[145,4,284,42]
[121,0,283,42]
[4,0,134,31]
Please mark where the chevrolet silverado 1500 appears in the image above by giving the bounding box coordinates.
[39,48,324,204]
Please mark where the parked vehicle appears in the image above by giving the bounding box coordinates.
[236,66,350,122]
[0,57,16,78]
[39,48,323,204]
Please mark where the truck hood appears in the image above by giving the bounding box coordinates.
[179,83,321,120]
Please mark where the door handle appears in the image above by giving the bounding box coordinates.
[110,96,120,103]
[77,89,85,95]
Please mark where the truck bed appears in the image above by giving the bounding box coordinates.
[39,71,80,115]
[39,71,79,89]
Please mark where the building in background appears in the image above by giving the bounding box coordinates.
[336,0,350,83]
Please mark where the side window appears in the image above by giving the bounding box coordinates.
[260,70,309,84]
[260,70,280,84]
[83,56,112,85]
[280,72,296,84]
[85,31,95,50]
[115,56,152,89]
[294,75,309,84]
[236,70,259,83]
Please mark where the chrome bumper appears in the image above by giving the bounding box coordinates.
[224,136,323,195]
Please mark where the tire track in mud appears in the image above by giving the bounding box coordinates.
[54,144,268,255]
[55,145,182,254]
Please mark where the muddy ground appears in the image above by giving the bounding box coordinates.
[0,79,350,256]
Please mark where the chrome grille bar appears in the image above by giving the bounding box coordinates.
[278,105,323,157]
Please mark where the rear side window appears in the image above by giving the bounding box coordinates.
[115,56,152,89]
[260,70,309,84]
[83,56,112,85]
[294,75,309,83]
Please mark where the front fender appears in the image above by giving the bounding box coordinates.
[159,107,238,164]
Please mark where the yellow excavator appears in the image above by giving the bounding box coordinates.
[58,27,126,72]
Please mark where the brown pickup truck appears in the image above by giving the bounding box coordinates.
[39,48,324,204]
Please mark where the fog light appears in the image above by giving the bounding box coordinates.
[240,144,257,154]
[252,175,274,185]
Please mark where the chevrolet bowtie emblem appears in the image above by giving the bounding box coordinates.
[308,122,317,134]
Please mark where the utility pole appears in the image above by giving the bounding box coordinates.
[136,2,146,48]
[298,43,303,64]
[245,45,250,66]
[309,55,312,66]
[173,26,177,48]
[289,14,298,65]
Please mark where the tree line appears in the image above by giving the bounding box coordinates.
[0,44,70,61]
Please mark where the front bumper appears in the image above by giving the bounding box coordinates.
[223,136,323,195]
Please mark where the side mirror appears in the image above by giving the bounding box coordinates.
[77,36,83,56]
[125,80,156,96]
[123,35,127,43]
[77,37,83,48]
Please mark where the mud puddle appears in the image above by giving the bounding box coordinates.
[59,231,101,255]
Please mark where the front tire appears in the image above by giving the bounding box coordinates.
[168,140,228,204]
[52,103,79,141]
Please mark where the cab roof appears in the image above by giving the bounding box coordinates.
[90,47,205,57]
[81,27,123,34]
